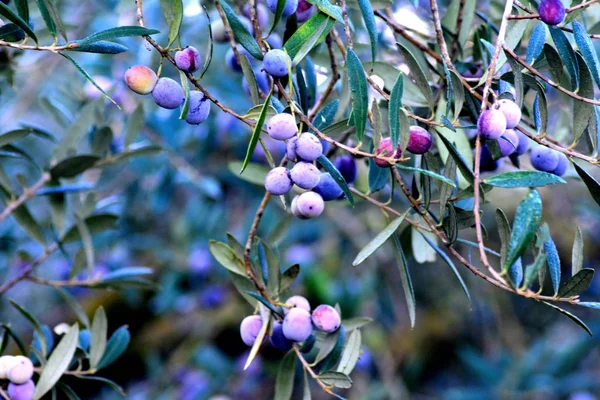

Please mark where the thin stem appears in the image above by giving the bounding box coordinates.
[0,243,59,295]
[340,0,354,49]
[473,0,515,283]
[293,346,336,396]
[0,172,52,223]
[450,0,467,58]
[308,34,340,120]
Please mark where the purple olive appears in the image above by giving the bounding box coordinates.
[270,320,293,351]
[477,109,507,140]
[240,315,263,346]
[495,99,522,129]
[311,304,341,333]
[374,137,401,167]
[175,46,201,73]
[530,146,559,172]
[282,308,312,342]
[263,49,291,78]
[295,132,323,161]
[551,152,569,176]
[265,167,293,195]
[313,172,344,201]
[7,380,35,400]
[334,155,357,184]
[151,77,185,109]
[515,130,530,155]
[539,0,565,26]
[498,129,520,157]
[406,126,433,154]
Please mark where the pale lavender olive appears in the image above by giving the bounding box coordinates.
[295,132,323,161]
[477,109,507,140]
[495,99,522,129]
[295,191,325,218]
[267,113,297,140]
[242,4,269,28]
[151,78,185,109]
[334,155,357,184]
[240,315,263,346]
[212,19,229,43]
[296,0,315,22]
[270,320,293,351]
[290,162,320,190]
[267,33,283,49]
[7,380,35,400]
[530,146,559,172]
[498,129,520,157]
[0,356,17,379]
[266,0,298,17]
[313,173,344,201]
[226,47,254,73]
[311,304,341,333]
[175,46,201,73]
[552,152,569,176]
[375,137,401,167]
[515,130,530,155]
[185,91,211,125]
[286,137,299,161]
[539,0,565,26]
[284,295,311,314]
[7,356,33,385]
[406,126,433,154]
[263,49,291,78]
[282,308,312,342]
[291,196,310,220]
[265,167,293,195]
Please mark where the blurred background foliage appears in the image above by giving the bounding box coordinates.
[0,0,600,399]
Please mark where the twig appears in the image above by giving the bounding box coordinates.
[450,0,467,58]
[308,34,340,120]
[340,0,354,49]
[293,346,336,396]
[0,243,59,295]
[472,0,515,283]
[0,172,52,223]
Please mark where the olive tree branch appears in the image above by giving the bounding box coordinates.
[0,242,59,295]
[472,0,515,283]
[293,346,336,396]
[307,34,340,120]
[450,0,467,58]
[340,0,354,49]
[0,172,52,224]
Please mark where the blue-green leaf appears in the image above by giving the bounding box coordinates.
[392,233,415,327]
[274,350,296,400]
[78,26,159,46]
[69,40,128,54]
[368,159,389,193]
[397,43,434,111]
[352,210,409,266]
[0,2,37,42]
[240,91,273,174]
[544,235,561,295]
[356,0,377,65]
[484,171,566,188]
[396,164,456,187]
[317,155,354,206]
[305,0,343,22]
[549,26,579,92]
[542,301,592,337]
[97,326,130,370]
[388,73,403,149]
[436,131,475,185]
[220,0,263,60]
[346,49,368,141]
[526,23,546,65]
[269,0,287,35]
[504,190,542,272]
[160,0,183,48]
[283,12,335,63]
[558,268,594,298]
[311,100,338,132]
[573,20,600,89]
[572,161,600,207]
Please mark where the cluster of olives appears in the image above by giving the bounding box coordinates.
[240,296,341,351]
[374,125,433,167]
[124,46,210,125]
[0,355,35,400]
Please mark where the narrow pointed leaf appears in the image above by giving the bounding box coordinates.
[352,210,409,266]
[572,227,584,276]
[357,0,377,65]
[388,73,403,149]
[220,0,263,60]
[317,155,354,206]
[541,301,592,337]
[0,2,37,42]
[346,49,368,141]
[484,171,565,188]
[526,23,546,64]
[274,350,296,400]
[558,268,594,298]
[504,190,542,271]
[392,233,416,327]
[573,20,600,89]
[549,26,579,91]
[240,91,273,174]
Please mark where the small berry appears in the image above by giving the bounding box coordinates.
[495,99,522,129]
[240,315,263,346]
[539,0,566,26]
[175,46,201,73]
[515,130,530,155]
[311,304,341,333]
[295,132,323,161]
[0,356,17,379]
[212,19,229,43]
[265,167,293,195]
[7,356,33,385]
[530,146,559,172]
[334,155,358,184]
[282,308,312,342]
[291,195,310,220]
[242,4,269,28]
[478,109,507,140]
[479,145,503,172]
[151,77,185,109]
[375,137,401,167]
[296,0,315,22]
[552,152,569,176]
[290,162,320,190]
[266,0,299,17]
[7,380,35,400]
[185,91,211,125]
[295,191,325,218]
[406,126,432,154]
[267,33,283,49]
[313,172,344,201]
[284,295,311,313]
[263,49,291,78]
[267,113,297,140]
[124,65,158,95]
[498,129,520,157]
[270,321,293,351]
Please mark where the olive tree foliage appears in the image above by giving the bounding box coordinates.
[0,0,600,398]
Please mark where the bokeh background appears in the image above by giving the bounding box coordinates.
[1,0,600,399]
